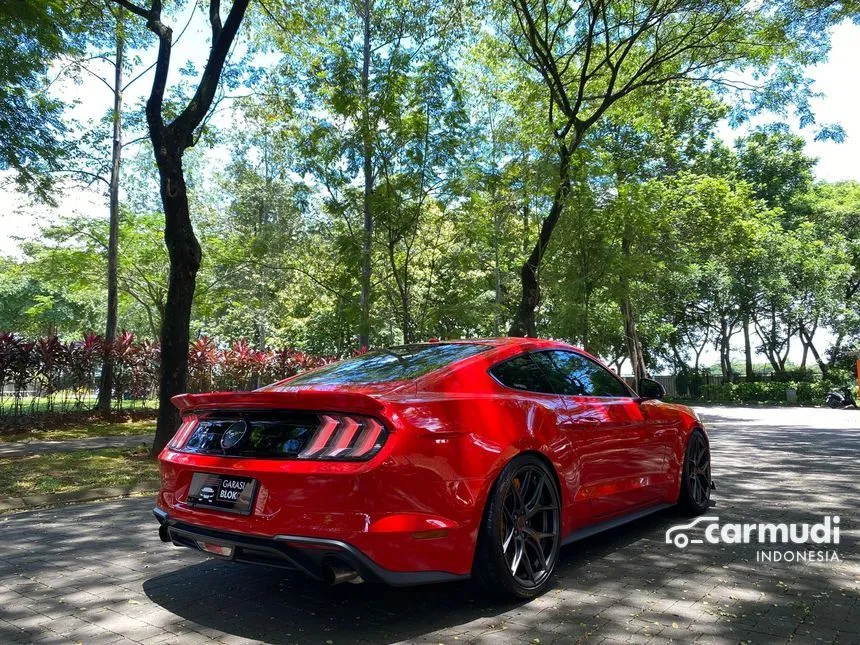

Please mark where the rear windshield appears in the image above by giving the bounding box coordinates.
[274,343,490,386]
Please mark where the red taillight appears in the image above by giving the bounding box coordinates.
[167,415,198,450]
[299,414,387,461]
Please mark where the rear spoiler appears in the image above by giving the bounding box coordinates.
[171,390,385,416]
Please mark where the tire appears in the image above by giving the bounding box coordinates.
[826,395,842,409]
[677,429,711,516]
[472,454,561,600]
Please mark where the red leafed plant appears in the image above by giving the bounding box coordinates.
[0,330,333,416]
[188,336,218,393]
[67,332,103,409]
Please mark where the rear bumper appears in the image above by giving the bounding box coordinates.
[156,442,489,577]
[153,508,468,586]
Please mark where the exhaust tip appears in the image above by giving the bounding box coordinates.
[321,558,362,585]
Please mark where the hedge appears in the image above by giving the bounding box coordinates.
[698,380,831,404]
[0,332,333,416]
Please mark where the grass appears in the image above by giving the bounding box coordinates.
[0,447,159,497]
[0,419,156,443]
[0,395,157,414]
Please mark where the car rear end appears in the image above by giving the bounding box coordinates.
[153,343,503,586]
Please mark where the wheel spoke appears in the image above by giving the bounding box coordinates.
[524,474,544,511]
[697,474,710,499]
[529,537,549,572]
[525,527,555,542]
[503,526,515,553]
[525,503,558,520]
[512,475,527,509]
[522,545,536,583]
[510,538,524,576]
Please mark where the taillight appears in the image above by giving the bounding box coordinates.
[298,415,387,460]
[167,415,199,450]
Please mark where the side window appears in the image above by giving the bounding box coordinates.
[538,351,631,397]
[490,354,555,394]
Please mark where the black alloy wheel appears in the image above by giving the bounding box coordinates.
[473,455,561,599]
[679,429,711,515]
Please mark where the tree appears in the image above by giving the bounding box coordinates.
[61,4,151,414]
[113,0,252,455]
[804,181,860,367]
[500,0,838,338]
[0,0,87,200]
[264,0,463,349]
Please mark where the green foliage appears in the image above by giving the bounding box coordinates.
[699,380,829,403]
[2,0,858,392]
[0,0,99,200]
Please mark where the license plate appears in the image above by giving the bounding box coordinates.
[187,472,257,515]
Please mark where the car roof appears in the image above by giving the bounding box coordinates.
[414,337,584,352]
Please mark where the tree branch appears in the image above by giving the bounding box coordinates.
[170,0,251,145]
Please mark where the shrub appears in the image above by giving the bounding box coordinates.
[700,382,738,402]
[0,331,335,417]
[796,381,827,404]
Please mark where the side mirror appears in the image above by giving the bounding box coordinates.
[638,377,665,400]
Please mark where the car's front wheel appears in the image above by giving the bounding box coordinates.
[678,429,711,515]
[473,455,561,599]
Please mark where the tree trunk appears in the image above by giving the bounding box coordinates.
[618,226,646,381]
[357,0,373,350]
[582,286,591,353]
[493,207,501,337]
[521,204,529,255]
[799,325,828,376]
[97,14,124,416]
[509,141,570,336]
[742,311,753,380]
[719,318,732,381]
[400,289,411,344]
[123,0,250,456]
[620,291,646,381]
[152,142,201,455]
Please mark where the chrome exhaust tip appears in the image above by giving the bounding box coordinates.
[321,558,362,585]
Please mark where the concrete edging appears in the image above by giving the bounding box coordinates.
[0,481,160,513]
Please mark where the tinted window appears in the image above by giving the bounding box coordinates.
[490,354,555,394]
[537,351,630,397]
[269,343,490,386]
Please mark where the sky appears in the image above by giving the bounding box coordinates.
[0,15,858,367]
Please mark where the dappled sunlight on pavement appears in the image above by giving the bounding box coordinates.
[0,406,857,644]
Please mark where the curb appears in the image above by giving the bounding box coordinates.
[0,481,160,513]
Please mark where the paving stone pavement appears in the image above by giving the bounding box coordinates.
[0,435,151,457]
[0,406,857,645]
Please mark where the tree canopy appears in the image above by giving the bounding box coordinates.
[1,0,859,428]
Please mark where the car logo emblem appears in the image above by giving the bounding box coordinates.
[221,421,247,450]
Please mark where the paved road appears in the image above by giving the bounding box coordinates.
[0,406,857,644]
[0,435,151,457]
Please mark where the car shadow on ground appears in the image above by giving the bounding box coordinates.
[141,511,682,645]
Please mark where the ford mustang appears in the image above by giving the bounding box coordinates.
[153,338,712,599]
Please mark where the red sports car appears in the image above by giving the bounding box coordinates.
[153,338,712,598]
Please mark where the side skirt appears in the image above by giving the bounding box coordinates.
[561,503,673,546]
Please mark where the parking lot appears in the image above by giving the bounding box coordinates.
[0,406,857,644]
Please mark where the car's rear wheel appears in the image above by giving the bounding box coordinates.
[678,429,711,515]
[473,455,561,599]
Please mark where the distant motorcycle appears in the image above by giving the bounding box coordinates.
[825,386,858,409]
